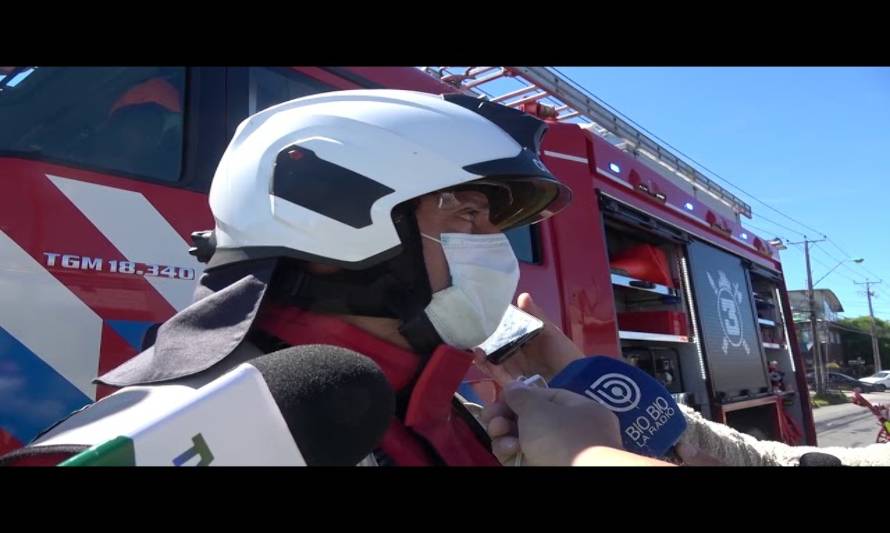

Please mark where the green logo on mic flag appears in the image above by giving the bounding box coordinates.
[172,434,214,466]
[59,433,215,466]
[59,436,136,466]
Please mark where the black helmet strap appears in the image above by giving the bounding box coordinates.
[269,202,445,355]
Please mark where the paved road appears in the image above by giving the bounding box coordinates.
[812,391,889,448]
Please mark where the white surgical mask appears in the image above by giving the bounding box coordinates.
[421,232,520,349]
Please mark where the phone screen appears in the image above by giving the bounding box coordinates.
[478,304,544,365]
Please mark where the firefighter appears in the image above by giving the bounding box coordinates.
[26,89,579,466]
[96,76,183,178]
[768,360,786,393]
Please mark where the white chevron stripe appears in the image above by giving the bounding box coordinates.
[48,176,203,311]
[0,230,100,398]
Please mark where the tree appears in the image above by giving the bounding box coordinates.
[837,316,890,371]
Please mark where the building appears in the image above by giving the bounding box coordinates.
[788,289,848,370]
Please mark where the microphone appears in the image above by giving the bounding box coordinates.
[798,452,843,467]
[548,356,687,458]
[57,345,394,467]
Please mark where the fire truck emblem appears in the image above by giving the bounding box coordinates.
[707,270,750,355]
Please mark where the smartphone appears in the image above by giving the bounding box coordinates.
[478,304,545,365]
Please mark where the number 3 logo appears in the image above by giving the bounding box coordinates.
[708,270,751,355]
[720,296,740,336]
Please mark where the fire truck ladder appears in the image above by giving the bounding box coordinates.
[421,66,752,220]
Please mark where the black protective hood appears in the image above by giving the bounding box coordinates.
[96,259,277,387]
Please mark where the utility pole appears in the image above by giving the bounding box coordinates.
[790,237,827,394]
[854,279,883,373]
[791,235,828,394]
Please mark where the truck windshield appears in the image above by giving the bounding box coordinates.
[0,66,186,182]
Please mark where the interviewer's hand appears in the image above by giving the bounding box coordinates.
[480,381,624,466]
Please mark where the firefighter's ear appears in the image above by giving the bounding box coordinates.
[305,262,341,275]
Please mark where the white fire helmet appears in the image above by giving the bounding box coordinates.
[195,89,571,269]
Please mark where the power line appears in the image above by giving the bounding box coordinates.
[811,242,847,265]
[550,67,879,289]
[552,67,827,238]
[786,243,861,284]
[749,215,807,238]
[825,238,886,280]
[743,222,782,237]
[792,242,864,283]
[811,243,869,281]
[813,241,885,282]
[847,294,886,305]
[750,232,862,288]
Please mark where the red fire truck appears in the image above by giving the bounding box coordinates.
[0,66,815,456]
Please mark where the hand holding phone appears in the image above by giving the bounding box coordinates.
[477,304,545,365]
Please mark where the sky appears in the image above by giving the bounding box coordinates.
[554,67,890,320]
